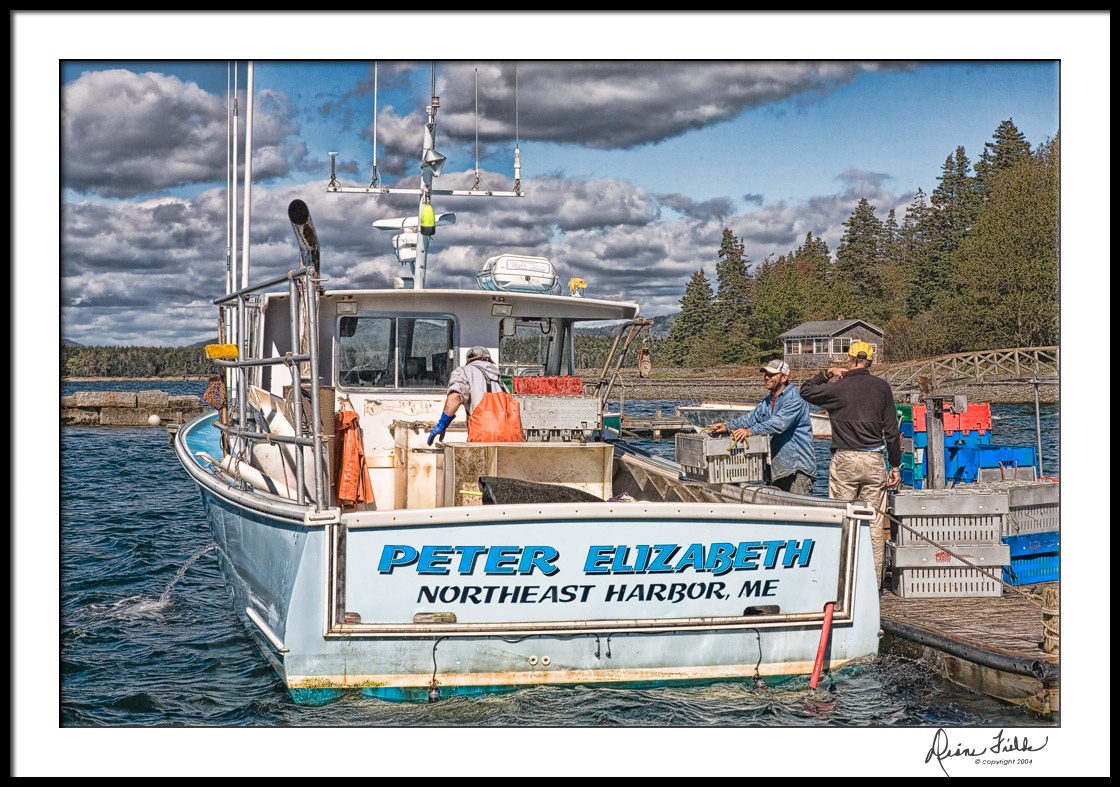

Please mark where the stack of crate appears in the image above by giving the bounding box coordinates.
[897,402,1031,488]
[887,488,1011,598]
[980,479,1060,585]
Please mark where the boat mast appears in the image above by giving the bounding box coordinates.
[240,61,255,291]
[329,62,525,289]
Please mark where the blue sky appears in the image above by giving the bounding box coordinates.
[34,14,1085,348]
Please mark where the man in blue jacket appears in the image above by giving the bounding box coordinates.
[711,359,816,495]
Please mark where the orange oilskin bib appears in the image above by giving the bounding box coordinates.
[467,378,525,443]
[335,409,375,507]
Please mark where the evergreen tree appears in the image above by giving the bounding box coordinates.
[975,118,1032,197]
[713,228,757,364]
[924,147,982,310]
[832,198,884,322]
[879,208,907,323]
[899,188,937,316]
[750,253,806,358]
[663,268,719,367]
[944,133,1059,350]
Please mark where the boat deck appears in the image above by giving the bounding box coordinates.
[879,581,1059,716]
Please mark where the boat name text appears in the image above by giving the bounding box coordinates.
[379,540,814,576]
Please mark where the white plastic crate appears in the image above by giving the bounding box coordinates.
[514,395,599,441]
[675,433,770,484]
[887,541,1010,569]
[975,480,1059,536]
[891,567,1004,598]
[890,489,1009,547]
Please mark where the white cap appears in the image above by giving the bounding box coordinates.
[760,359,790,376]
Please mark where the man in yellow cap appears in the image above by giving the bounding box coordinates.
[801,341,901,589]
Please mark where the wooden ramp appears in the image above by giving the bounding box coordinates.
[880,582,1059,717]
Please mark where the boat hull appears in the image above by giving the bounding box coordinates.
[177,412,880,704]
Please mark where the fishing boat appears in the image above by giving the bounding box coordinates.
[173,63,881,704]
[678,401,832,438]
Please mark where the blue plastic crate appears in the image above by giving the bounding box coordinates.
[1001,532,1059,585]
[900,421,914,438]
[1003,553,1058,584]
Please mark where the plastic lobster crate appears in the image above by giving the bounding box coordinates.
[675,433,770,484]
[514,395,600,441]
[891,566,1004,598]
[977,480,1059,536]
[889,489,1009,547]
[1002,531,1059,585]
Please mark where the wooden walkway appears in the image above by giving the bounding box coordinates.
[880,582,1059,716]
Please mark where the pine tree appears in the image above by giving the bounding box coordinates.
[664,268,717,367]
[944,133,1059,350]
[713,228,757,364]
[975,118,1032,197]
[900,188,937,316]
[832,198,884,322]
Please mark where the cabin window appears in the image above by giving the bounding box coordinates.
[337,315,456,389]
[833,337,851,355]
[498,318,573,377]
[813,338,830,354]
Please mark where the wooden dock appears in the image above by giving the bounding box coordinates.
[879,582,1059,716]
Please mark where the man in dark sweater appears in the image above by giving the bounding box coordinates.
[800,341,901,588]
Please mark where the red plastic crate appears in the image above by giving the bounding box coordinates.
[511,376,585,395]
[912,402,991,433]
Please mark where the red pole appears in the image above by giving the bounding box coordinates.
[809,602,835,689]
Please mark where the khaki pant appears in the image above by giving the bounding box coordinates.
[829,451,888,588]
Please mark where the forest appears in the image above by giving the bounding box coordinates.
[62,120,1057,378]
[663,120,1059,367]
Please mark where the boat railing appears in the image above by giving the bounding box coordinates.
[594,318,652,421]
[210,263,328,511]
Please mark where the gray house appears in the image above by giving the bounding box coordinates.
[779,319,884,369]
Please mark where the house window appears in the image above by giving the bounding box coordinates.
[337,315,456,389]
[814,338,830,354]
[833,337,851,355]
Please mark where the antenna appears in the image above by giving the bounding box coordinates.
[370,61,380,188]
[514,64,521,193]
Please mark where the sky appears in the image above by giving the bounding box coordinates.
[16,11,1112,777]
[42,20,1074,348]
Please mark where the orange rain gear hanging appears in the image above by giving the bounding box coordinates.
[335,409,375,507]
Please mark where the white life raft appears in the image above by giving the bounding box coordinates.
[476,254,561,295]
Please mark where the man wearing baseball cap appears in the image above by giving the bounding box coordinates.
[800,341,902,589]
[711,358,816,496]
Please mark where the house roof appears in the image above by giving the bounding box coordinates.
[779,319,883,339]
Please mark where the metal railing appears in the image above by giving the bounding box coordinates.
[211,264,328,510]
[879,346,1059,389]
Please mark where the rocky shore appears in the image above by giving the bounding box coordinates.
[583,369,1059,404]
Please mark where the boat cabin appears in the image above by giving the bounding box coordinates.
[246,287,639,511]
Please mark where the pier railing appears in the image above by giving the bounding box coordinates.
[878,347,1059,390]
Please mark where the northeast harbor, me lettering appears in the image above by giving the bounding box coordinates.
[377,540,813,606]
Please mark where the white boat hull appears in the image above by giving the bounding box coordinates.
[177,412,880,703]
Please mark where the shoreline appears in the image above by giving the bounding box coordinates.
[62,372,1059,405]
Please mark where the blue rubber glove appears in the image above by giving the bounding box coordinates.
[428,413,454,445]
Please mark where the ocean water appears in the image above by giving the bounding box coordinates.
[43,382,1074,774]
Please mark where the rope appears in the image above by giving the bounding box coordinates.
[873,499,1050,610]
